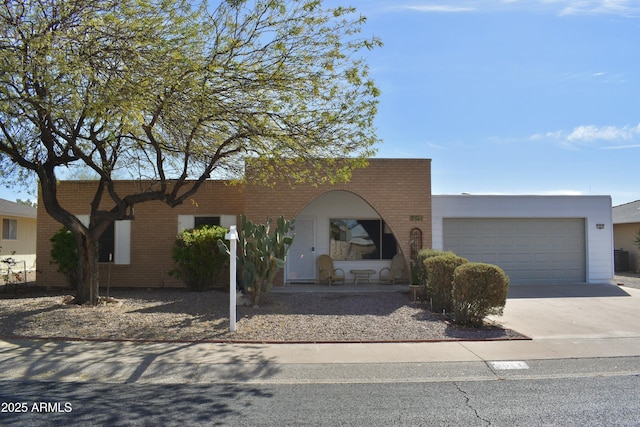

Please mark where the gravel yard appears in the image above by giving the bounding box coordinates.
[0,288,525,343]
[613,272,640,289]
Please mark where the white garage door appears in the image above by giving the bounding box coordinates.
[443,218,586,284]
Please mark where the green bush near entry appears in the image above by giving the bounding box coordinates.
[452,262,510,327]
[50,227,79,289]
[423,254,468,312]
[170,225,229,291]
[415,249,455,295]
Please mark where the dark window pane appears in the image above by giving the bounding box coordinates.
[98,222,115,262]
[194,216,220,228]
[2,219,17,240]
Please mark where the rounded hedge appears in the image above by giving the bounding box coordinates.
[452,262,510,327]
[423,254,468,312]
[415,249,456,290]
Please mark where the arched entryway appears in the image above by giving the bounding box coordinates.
[285,190,400,284]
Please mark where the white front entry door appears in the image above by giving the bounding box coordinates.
[286,218,316,282]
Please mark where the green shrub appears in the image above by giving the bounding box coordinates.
[452,262,510,327]
[424,254,468,312]
[50,227,79,289]
[170,225,229,291]
[415,249,455,288]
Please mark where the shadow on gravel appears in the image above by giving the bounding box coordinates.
[0,288,528,342]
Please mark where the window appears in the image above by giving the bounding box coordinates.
[329,219,397,260]
[194,216,220,228]
[178,215,235,234]
[2,218,17,240]
[76,215,130,264]
[98,222,115,262]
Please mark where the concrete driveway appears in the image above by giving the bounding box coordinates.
[456,283,640,361]
[499,283,640,340]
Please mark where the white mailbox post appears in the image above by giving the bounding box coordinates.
[225,225,239,332]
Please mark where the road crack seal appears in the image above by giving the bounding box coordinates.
[454,381,491,426]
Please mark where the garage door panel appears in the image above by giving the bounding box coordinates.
[443,218,586,284]
[513,253,532,263]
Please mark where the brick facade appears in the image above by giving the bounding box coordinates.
[37,180,245,288]
[37,159,431,288]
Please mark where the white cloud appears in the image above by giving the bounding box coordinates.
[602,144,640,150]
[567,124,640,142]
[560,0,640,16]
[395,5,475,13]
[530,123,640,149]
[389,1,640,16]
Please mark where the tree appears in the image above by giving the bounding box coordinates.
[0,0,381,304]
[16,199,37,208]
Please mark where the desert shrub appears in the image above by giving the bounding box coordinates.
[415,249,455,288]
[50,227,79,289]
[170,225,229,291]
[452,262,510,327]
[424,254,468,312]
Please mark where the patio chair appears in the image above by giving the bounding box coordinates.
[317,254,345,286]
[379,253,406,285]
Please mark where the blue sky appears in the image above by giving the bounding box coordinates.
[2,0,639,206]
[356,0,640,206]
[355,0,640,205]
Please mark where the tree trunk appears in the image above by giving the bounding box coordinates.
[74,234,100,305]
[252,282,263,307]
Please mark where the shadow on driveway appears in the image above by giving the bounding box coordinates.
[507,283,630,299]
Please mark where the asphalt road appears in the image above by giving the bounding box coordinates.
[1,359,639,426]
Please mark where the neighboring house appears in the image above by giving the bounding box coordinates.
[36,158,614,288]
[0,198,37,273]
[612,200,640,273]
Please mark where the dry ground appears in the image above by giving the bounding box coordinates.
[0,287,525,343]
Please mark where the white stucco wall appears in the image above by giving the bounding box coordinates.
[291,190,392,281]
[432,195,614,284]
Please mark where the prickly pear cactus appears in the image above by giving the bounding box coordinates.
[220,216,294,306]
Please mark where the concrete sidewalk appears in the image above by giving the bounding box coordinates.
[1,284,639,384]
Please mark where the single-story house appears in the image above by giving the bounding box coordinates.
[37,159,432,288]
[36,158,614,288]
[0,198,37,274]
[612,200,640,273]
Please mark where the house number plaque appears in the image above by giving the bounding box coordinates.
[410,215,423,221]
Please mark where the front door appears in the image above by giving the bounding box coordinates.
[286,218,316,282]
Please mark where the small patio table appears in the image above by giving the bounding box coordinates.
[349,269,376,285]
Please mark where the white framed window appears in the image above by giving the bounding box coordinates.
[329,219,397,260]
[178,215,236,233]
[76,215,131,264]
[2,218,17,240]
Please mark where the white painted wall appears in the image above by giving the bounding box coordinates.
[432,195,614,283]
[291,190,391,282]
